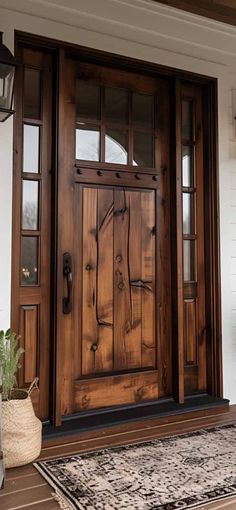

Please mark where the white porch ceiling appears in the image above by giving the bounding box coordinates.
[0,0,236,67]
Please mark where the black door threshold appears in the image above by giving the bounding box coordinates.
[43,395,229,439]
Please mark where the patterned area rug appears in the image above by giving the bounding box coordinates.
[34,424,236,510]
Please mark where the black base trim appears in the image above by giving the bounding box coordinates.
[43,395,229,439]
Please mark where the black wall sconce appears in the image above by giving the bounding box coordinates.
[0,32,19,122]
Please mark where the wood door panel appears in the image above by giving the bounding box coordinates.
[80,185,156,379]
[113,189,133,370]
[184,299,197,366]
[82,187,99,376]
[74,371,158,411]
[141,191,156,368]
[19,305,38,385]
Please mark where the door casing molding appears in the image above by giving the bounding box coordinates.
[12,31,223,429]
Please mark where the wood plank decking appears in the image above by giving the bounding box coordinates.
[1,405,236,510]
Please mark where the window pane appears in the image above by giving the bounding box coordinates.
[23,125,40,173]
[24,68,41,119]
[21,237,38,285]
[182,146,194,187]
[105,129,128,164]
[182,100,193,140]
[0,66,14,111]
[133,93,154,129]
[76,81,100,120]
[105,88,128,124]
[183,240,195,282]
[183,193,195,235]
[133,132,153,167]
[22,180,39,230]
[76,125,100,161]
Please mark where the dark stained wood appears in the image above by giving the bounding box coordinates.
[96,189,114,372]
[82,187,99,375]
[12,34,223,431]
[12,46,53,420]
[57,58,163,417]
[155,0,236,27]
[19,305,38,384]
[203,79,223,398]
[141,190,156,369]
[74,371,159,411]
[41,403,233,452]
[184,299,197,365]
[56,51,76,422]
[1,406,235,509]
[171,77,185,404]
[113,189,135,370]
[181,83,207,395]
[155,78,172,397]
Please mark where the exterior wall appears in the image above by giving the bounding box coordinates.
[0,0,236,402]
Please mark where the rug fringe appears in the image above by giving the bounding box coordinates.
[53,489,75,510]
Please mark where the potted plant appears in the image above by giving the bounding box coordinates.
[0,329,42,468]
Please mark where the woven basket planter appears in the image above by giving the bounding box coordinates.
[2,388,42,469]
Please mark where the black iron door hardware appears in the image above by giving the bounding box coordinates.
[63,252,72,314]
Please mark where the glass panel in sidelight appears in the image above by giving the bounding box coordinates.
[22,180,39,230]
[24,68,41,119]
[105,87,128,124]
[183,193,195,235]
[133,132,154,167]
[182,100,193,141]
[183,240,195,282]
[23,124,40,173]
[182,146,194,188]
[76,81,100,121]
[133,92,154,129]
[76,124,100,161]
[105,129,128,164]
[21,236,38,285]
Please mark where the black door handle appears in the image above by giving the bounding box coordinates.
[63,252,72,314]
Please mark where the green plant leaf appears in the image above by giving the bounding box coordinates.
[0,329,24,400]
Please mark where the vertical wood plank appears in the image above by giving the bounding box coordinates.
[184,299,197,365]
[95,188,114,372]
[195,86,207,391]
[125,191,142,368]
[155,78,172,397]
[141,190,156,368]
[172,77,185,403]
[19,305,38,384]
[114,189,132,370]
[82,187,98,375]
[57,52,76,420]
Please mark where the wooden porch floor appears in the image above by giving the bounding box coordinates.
[1,404,236,510]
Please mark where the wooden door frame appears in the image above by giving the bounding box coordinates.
[12,31,223,430]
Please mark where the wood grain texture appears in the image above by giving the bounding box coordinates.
[0,407,234,510]
[155,0,236,27]
[82,187,99,375]
[141,190,156,368]
[74,371,158,411]
[12,46,53,420]
[181,83,207,395]
[113,189,132,369]
[80,186,156,376]
[184,299,197,365]
[19,305,38,385]
[11,39,222,426]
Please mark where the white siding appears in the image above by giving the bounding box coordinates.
[0,0,236,402]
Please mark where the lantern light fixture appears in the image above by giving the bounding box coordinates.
[0,32,19,122]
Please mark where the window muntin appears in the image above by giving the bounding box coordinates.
[75,80,156,168]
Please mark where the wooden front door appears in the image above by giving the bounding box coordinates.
[56,55,172,419]
[12,37,222,426]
